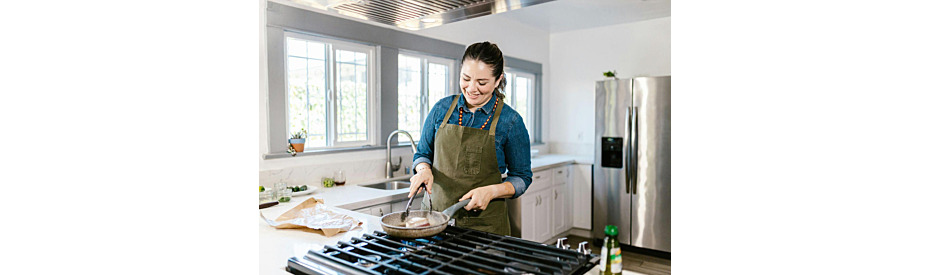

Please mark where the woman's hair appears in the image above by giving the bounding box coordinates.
[462,41,507,100]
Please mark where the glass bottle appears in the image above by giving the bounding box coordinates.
[600,225,622,274]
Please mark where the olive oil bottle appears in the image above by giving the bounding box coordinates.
[599,225,622,274]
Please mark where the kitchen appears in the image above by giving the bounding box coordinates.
[258,0,671,274]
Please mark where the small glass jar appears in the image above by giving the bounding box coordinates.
[278,189,292,203]
[259,191,274,203]
[273,181,287,200]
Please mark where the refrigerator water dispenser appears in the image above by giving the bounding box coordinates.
[601,137,623,168]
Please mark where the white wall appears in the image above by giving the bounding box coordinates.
[547,17,671,157]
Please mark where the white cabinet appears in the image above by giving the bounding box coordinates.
[355,202,393,217]
[553,181,572,234]
[390,197,423,213]
[535,191,553,241]
[369,203,392,217]
[508,164,573,243]
[572,164,593,230]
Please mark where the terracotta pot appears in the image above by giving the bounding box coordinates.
[288,138,306,153]
[291,143,304,152]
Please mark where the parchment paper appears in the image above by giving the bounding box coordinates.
[260,197,362,237]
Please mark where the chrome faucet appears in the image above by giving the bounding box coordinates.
[386,130,417,178]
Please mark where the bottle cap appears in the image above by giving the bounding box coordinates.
[605,225,618,236]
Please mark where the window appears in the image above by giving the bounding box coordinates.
[504,69,536,141]
[285,32,377,149]
[397,52,454,141]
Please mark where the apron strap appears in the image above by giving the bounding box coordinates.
[489,97,504,136]
[440,94,461,126]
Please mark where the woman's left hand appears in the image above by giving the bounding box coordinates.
[459,183,514,211]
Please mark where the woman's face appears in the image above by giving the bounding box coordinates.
[460,59,501,107]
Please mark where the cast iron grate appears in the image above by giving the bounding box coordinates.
[287,226,599,275]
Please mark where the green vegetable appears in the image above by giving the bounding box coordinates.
[300,185,308,191]
[259,186,265,192]
[278,197,290,202]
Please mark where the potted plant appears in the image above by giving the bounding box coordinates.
[288,128,308,153]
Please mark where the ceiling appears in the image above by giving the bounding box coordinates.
[498,0,670,33]
[283,0,671,34]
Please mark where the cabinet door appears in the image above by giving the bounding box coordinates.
[535,193,552,242]
[554,182,573,234]
[370,203,392,217]
[519,194,536,242]
[552,183,567,235]
[391,197,423,213]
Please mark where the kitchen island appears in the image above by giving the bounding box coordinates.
[259,154,592,274]
[258,178,411,275]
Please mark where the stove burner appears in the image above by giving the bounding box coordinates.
[286,226,599,275]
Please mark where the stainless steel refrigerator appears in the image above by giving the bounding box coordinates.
[593,76,671,252]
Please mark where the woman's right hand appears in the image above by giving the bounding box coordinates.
[408,165,434,198]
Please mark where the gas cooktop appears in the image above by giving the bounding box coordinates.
[286,226,598,274]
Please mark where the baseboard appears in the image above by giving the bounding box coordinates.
[568,228,592,238]
[542,228,594,245]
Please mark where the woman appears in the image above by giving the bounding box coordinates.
[407,41,533,236]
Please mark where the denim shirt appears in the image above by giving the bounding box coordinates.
[412,93,533,199]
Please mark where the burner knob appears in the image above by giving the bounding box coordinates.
[577,241,591,255]
[556,237,570,250]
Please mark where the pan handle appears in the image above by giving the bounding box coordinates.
[442,199,472,217]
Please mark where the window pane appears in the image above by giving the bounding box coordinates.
[398,55,422,141]
[336,49,368,142]
[287,56,308,146]
[286,38,307,58]
[307,59,326,147]
[514,76,532,139]
[427,63,448,112]
[287,37,327,148]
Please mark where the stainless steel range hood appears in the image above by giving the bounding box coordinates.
[289,0,556,30]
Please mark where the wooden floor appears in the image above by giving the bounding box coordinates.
[561,235,672,275]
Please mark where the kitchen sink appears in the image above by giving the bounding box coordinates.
[360,180,411,190]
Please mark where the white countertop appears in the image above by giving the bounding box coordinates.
[258,154,594,274]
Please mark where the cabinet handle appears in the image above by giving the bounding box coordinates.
[557,170,563,174]
[379,209,383,216]
[555,191,558,200]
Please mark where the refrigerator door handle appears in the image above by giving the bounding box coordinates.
[631,106,639,194]
[624,106,632,194]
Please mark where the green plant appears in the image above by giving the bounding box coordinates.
[603,71,616,77]
[290,128,308,139]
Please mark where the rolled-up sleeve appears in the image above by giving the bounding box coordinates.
[412,100,441,174]
[503,114,533,198]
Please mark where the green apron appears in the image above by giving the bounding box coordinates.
[428,94,511,236]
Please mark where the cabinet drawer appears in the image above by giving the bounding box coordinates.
[524,169,553,194]
[553,166,570,185]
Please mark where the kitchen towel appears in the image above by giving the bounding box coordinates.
[260,197,362,237]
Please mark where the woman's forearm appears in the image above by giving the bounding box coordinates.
[492,182,515,199]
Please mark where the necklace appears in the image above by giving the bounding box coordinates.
[458,97,498,130]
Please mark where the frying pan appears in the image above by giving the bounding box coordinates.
[380,183,472,238]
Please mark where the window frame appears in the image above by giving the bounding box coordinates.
[284,31,379,150]
[397,50,455,141]
[504,67,537,143]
